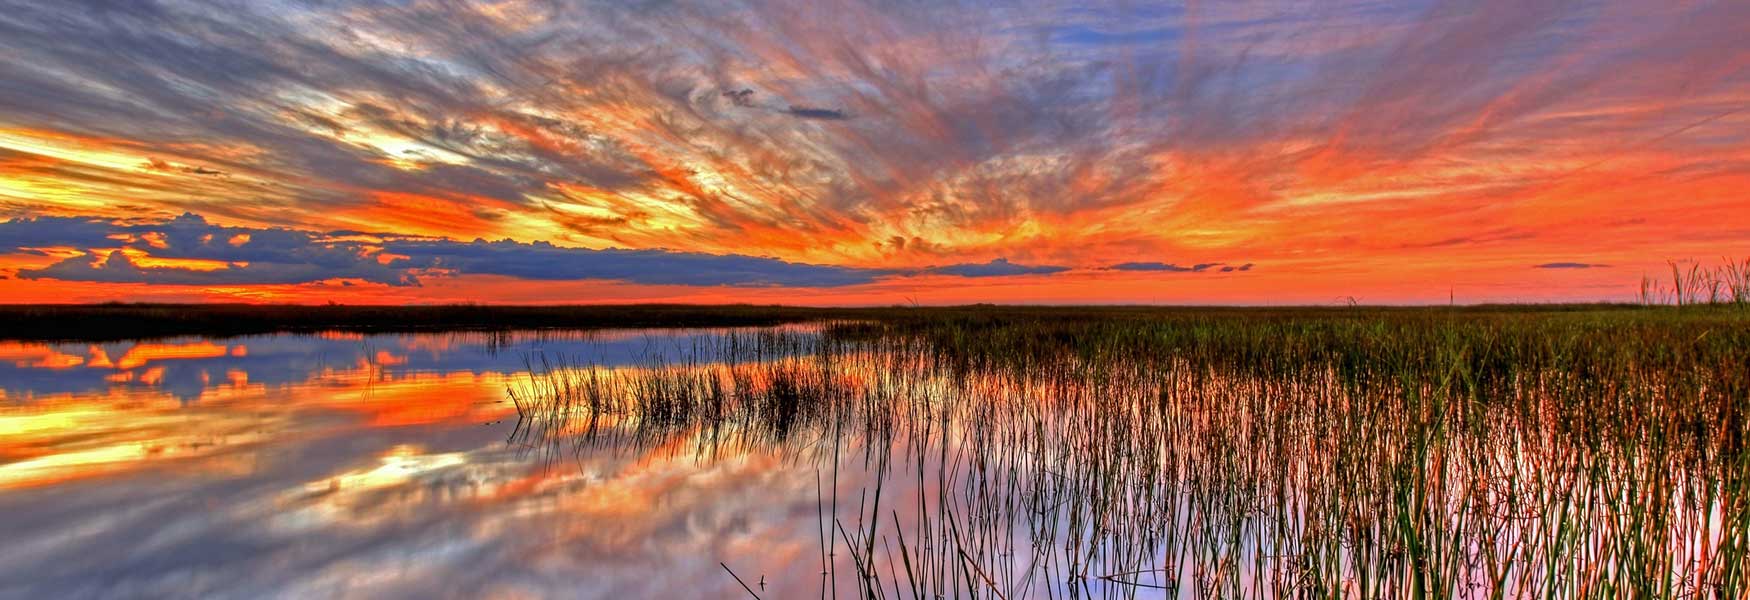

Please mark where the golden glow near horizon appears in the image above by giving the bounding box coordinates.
[0,1,1746,304]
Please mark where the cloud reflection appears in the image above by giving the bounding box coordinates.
[0,328,870,598]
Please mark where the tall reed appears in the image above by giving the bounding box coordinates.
[509,309,1747,599]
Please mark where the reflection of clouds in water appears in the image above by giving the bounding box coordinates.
[0,327,811,402]
[0,327,861,598]
[0,370,518,492]
[0,417,849,599]
[0,387,287,490]
[0,423,500,599]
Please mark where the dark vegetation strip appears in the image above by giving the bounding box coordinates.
[0,301,1691,342]
[0,303,842,341]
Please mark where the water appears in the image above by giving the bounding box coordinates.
[1,325,1739,598]
[0,328,836,599]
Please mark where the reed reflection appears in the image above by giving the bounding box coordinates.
[510,321,1747,599]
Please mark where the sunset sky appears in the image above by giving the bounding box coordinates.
[0,0,1745,305]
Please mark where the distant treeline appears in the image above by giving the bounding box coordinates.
[0,303,844,341]
[0,301,1704,342]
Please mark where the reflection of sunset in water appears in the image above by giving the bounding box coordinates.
[0,365,520,491]
[0,392,273,490]
[0,343,88,369]
[0,340,244,373]
[0,333,545,490]
[5,322,1731,597]
[0,328,837,597]
[104,341,239,370]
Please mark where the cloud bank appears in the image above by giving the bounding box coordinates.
[3,214,1161,287]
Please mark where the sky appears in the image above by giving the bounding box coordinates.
[0,0,1745,305]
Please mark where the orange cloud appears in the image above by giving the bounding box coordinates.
[0,0,1744,303]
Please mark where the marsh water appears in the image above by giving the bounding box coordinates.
[0,328,835,598]
[0,322,1743,598]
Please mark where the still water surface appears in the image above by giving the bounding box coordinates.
[2,325,1736,599]
[0,328,834,599]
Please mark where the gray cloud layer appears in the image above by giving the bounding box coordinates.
[2,214,1116,287]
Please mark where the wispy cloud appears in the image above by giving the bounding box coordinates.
[1107,262,1240,273]
[0,1,1744,302]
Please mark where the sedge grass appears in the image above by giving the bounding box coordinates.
[508,307,1747,599]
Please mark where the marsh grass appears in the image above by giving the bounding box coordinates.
[508,308,1747,599]
[1641,257,1750,307]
